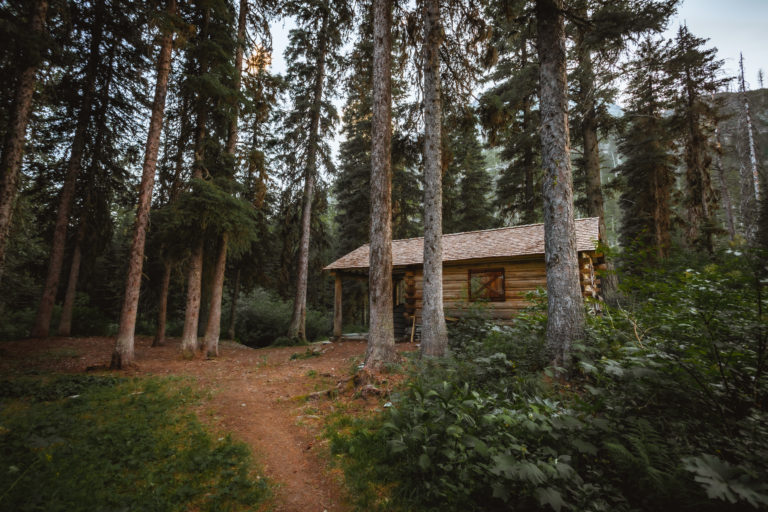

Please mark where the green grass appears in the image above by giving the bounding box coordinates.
[0,375,270,512]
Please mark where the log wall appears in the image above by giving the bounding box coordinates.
[401,253,600,325]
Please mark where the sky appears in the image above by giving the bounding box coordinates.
[269,1,768,88]
[666,0,768,88]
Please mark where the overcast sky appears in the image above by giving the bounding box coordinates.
[270,1,767,89]
[666,0,768,87]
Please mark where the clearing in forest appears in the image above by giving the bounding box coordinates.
[0,336,417,512]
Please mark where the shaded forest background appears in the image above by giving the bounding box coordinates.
[0,0,766,346]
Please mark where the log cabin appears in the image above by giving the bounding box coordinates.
[324,217,604,340]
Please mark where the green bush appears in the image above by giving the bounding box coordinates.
[233,288,330,347]
[331,250,768,511]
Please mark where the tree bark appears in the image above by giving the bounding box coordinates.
[112,0,176,368]
[365,0,397,369]
[200,0,246,355]
[153,261,172,346]
[0,0,48,283]
[30,0,105,338]
[420,0,448,358]
[738,53,760,242]
[180,239,203,358]
[203,233,227,357]
[57,222,85,336]
[180,7,211,357]
[226,266,240,340]
[287,6,329,341]
[536,0,585,369]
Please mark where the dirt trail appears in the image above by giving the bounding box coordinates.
[0,335,417,512]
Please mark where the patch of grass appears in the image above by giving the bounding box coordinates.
[306,369,317,378]
[289,348,321,360]
[0,375,270,511]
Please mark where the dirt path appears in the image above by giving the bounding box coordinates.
[0,335,417,512]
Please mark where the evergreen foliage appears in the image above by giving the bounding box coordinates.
[478,0,541,225]
[667,25,728,252]
[614,36,677,260]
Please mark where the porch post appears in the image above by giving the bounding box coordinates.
[333,273,342,339]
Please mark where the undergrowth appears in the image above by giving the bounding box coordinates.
[328,249,768,511]
[0,375,270,511]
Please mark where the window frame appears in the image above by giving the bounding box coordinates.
[467,267,506,302]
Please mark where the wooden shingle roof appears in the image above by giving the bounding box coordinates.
[324,217,600,271]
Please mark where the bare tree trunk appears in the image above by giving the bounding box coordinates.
[203,233,228,357]
[180,5,211,357]
[112,0,176,368]
[201,0,246,355]
[0,0,48,283]
[226,266,240,340]
[153,261,171,346]
[714,124,736,240]
[288,7,329,341]
[420,0,448,358]
[739,53,761,243]
[30,0,105,338]
[181,239,203,358]
[57,222,85,336]
[365,0,397,369]
[740,55,760,201]
[537,0,585,369]
[180,111,209,357]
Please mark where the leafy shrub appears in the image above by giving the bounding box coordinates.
[234,287,330,346]
[332,250,768,511]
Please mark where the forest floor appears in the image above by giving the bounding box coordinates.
[0,335,418,512]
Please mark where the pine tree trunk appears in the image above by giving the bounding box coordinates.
[153,261,171,346]
[180,112,209,356]
[30,0,105,338]
[57,222,85,336]
[288,7,329,341]
[203,233,227,357]
[0,0,48,283]
[420,0,448,357]
[738,53,760,242]
[112,0,176,369]
[365,0,397,369]
[180,5,211,357]
[201,0,245,354]
[227,266,240,340]
[180,239,203,358]
[536,0,585,368]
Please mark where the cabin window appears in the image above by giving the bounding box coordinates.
[468,268,505,302]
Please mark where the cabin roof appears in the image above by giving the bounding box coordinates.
[324,217,601,272]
